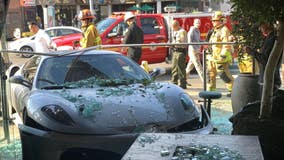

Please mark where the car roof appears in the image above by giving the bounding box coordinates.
[42,49,121,59]
[45,26,82,32]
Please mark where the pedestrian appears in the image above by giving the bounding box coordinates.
[207,11,234,97]
[72,14,79,28]
[246,23,281,95]
[28,21,52,53]
[123,12,144,63]
[36,16,43,29]
[170,20,188,89]
[186,18,204,84]
[78,9,101,49]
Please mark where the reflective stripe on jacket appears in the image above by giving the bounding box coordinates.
[209,25,232,63]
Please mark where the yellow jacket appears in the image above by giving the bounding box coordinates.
[80,23,101,48]
[209,25,232,63]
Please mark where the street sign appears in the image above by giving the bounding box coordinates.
[164,6,177,13]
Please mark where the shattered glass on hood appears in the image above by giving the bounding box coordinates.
[57,79,167,120]
[36,53,201,133]
[58,89,103,118]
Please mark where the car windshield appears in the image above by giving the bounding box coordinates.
[36,54,151,89]
[96,18,117,34]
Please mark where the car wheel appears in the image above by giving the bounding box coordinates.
[19,46,33,58]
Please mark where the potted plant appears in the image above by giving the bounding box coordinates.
[231,36,261,114]
[229,0,284,159]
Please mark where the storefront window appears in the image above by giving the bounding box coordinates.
[55,5,76,26]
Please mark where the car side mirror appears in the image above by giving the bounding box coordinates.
[150,68,166,78]
[9,75,32,88]
[107,32,118,38]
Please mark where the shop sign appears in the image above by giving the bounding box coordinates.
[20,0,36,6]
[55,0,76,4]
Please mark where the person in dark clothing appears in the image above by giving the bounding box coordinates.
[246,23,281,95]
[170,20,188,89]
[123,12,144,63]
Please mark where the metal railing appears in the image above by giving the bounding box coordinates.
[0,41,238,56]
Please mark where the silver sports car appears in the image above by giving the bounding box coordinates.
[6,50,213,160]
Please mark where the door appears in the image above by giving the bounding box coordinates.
[138,15,168,63]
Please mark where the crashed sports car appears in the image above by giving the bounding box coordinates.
[6,50,213,160]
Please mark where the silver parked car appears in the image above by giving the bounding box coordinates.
[6,50,213,160]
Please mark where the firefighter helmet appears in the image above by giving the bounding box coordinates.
[78,9,95,20]
[212,11,225,21]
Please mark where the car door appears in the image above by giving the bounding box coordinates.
[13,56,41,115]
[137,15,169,63]
[49,28,82,47]
[101,20,128,53]
[52,33,82,47]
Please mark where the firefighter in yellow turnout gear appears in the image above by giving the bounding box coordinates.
[207,11,234,96]
[78,9,101,48]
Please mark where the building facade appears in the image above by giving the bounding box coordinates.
[6,0,228,39]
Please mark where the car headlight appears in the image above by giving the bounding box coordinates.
[41,105,75,126]
[180,93,198,111]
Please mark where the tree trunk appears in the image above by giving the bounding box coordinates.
[260,20,284,119]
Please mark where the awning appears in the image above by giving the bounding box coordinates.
[127,5,142,11]
[141,4,154,11]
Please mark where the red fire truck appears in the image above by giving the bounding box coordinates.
[96,11,232,64]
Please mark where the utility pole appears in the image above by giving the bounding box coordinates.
[38,0,56,28]
[0,0,11,143]
[157,0,162,14]
[89,0,94,15]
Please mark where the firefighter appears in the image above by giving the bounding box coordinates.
[207,11,234,96]
[123,12,144,63]
[78,9,101,48]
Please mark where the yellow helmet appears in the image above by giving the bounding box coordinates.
[212,11,225,21]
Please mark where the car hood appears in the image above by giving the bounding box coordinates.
[28,82,200,134]
[10,37,33,49]
[13,37,32,44]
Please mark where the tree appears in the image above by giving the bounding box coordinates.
[230,0,284,119]
[0,0,11,142]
